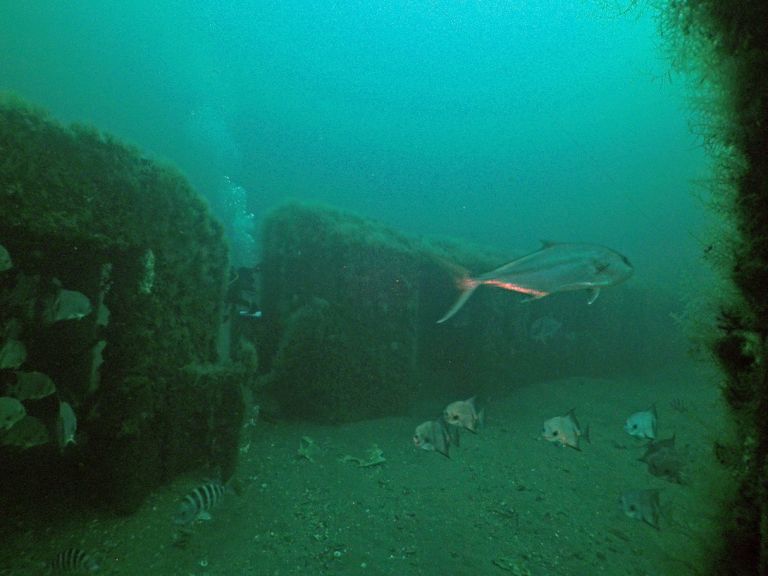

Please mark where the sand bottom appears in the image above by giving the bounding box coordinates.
[2,360,734,576]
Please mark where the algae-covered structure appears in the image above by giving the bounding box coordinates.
[0,98,244,514]
[256,202,680,423]
[661,1,768,572]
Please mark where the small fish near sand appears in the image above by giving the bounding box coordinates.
[0,243,12,272]
[620,488,662,529]
[640,435,685,484]
[49,547,100,574]
[1,414,49,449]
[413,419,459,458]
[0,396,26,431]
[0,338,26,370]
[6,370,57,401]
[57,401,77,448]
[624,404,658,440]
[542,409,589,450]
[436,241,634,323]
[42,288,93,324]
[443,397,484,433]
[174,480,236,526]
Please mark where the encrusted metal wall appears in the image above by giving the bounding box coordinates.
[662,1,768,572]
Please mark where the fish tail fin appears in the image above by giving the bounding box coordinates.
[447,423,460,448]
[436,277,480,324]
[227,478,244,497]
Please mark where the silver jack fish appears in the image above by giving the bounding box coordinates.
[437,241,633,324]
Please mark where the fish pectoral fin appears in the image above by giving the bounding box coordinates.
[587,288,601,305]
[520,293,546,303]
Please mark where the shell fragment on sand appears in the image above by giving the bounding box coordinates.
[297,436,322,463]
[340,445,386,467]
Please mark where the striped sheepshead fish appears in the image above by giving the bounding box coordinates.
[49,548,100,573]
[174,481,232,526]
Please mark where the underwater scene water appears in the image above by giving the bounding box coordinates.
[0,1,736,575]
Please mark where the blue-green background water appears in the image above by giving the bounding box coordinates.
[1,0,710,283]
[1,3,732,574]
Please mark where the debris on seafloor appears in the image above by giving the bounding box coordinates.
[492,556,533,575]
[297,436,322,463]
[339,444,386,468]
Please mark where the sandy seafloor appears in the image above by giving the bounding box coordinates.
[3,360,733,576]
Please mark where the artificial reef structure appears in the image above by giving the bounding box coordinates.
[255,202,681,423]
[0,98,245,515]
[660,0,768,573]
[2,3,765,571]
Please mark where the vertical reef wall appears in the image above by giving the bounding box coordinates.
[0,99,245,515]
[661,0,768,572]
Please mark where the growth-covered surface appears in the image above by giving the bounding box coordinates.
[0,98,240,514]
[256,202,686,424]
[659,1,768,571]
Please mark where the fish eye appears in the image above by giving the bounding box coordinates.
[451,415,459,421]
[631,424,637,430]
[552,430,558,436]
[629,505,636,512]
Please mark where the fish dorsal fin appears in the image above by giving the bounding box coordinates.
[539,240,559,248]
[434,255,471,280]
[565,408,581,429]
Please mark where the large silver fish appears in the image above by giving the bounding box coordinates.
[437,241,633,324]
